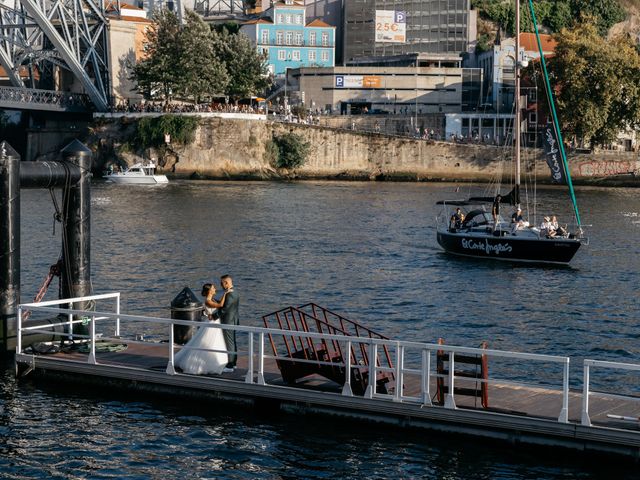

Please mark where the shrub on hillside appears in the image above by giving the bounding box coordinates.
[270,132,310,170]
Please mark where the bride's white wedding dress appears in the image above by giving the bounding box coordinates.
[174,308,228,375]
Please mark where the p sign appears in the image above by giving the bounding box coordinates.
[395,11,406,23]
[335,75,345,88]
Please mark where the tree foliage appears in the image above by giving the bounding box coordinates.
[132,10,270,104]
[177,10,229,102]
[270,133,310,169]
[472,0,626,36]
[546,20,640,146]
[212,28,271,101]
[131,10,182,102]
[133,115,200,149]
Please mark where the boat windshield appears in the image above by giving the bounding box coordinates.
[462,210,495,227]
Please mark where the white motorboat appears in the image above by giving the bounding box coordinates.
[103,163,169,184]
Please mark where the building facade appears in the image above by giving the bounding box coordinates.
[287,65,482,115]
[240,0,335,76]
[344,0,475,63]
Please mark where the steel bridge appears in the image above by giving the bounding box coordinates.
[0,0,111,112]
[0,0,253,113]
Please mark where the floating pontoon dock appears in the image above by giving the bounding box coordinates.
[15,294,640,459]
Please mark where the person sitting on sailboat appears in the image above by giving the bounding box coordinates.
[540,216,556,238]
[510,207,529,232]
[450,208,465,231]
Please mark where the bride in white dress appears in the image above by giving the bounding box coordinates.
[174,284,228,375]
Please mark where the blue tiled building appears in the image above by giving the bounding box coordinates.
[240,0,335,77]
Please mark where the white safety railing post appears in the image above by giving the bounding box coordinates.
[166,323,176,375]
[245,332,254,384]
[421,348,432,407]
[342,340,353,396]
[257,332,265,385]
[558,358,570,423]
[364,341,377,398]
[394,342,403,402]
[88,315,97,364]
[16,307,23,354]
[68,302,73,341]
[581,362,591,426]
[444,350,456,409]
[115,293,121,337]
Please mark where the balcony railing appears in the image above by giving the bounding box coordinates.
[260,41,335,48]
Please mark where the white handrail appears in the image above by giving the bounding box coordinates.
[581,359,640,426]
[18,293,573,426]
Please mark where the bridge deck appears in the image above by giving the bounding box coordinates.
[15,341,640,459]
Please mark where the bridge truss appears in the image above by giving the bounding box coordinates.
[0,0,110,111]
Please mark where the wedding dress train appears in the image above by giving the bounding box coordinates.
[174,318,228,375]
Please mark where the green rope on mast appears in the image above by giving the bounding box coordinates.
[527,0,581,227]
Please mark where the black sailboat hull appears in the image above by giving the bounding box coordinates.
[437,230,581,264]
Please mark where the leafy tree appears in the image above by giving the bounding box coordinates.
[271,133,310,169]
[131,10,182,103]
[212,28,271,102]
[472,0,626,36]
[547,20,640,146]
[178,10,229,102]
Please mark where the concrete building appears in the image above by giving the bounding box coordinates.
[106,3,152,104]
[240,0,336,77]
[343,0,476,63]
[286,63,482,116]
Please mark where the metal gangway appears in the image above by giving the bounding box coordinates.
[262,303,396,396]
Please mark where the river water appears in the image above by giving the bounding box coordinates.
[5,180,640,478]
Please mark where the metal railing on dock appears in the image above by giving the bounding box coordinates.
[15,293,640,431]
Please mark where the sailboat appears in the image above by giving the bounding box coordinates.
[435,0,585,264]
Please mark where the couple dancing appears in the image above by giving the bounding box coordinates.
[174,274,240,375]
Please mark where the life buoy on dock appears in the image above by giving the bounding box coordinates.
[436,338,489,408]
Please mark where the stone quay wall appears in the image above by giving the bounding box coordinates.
[88,115,640,184]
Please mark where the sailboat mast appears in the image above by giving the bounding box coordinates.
[514,0,521,208]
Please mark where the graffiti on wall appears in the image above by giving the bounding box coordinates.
[577,160,639,177]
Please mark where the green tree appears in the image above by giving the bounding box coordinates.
[547,20,640,146]
[178,10,229,102]
[212,28,271,101]
[131,10,182,103]
[271,133,310,169]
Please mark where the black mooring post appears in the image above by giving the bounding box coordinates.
[60,140,92,333]
[0,142,20,353]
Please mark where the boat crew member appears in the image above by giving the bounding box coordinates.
[491,194,502,229]
[450,208,465,231]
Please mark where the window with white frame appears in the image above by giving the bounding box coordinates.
[309,32,316,45]
[321,50,329,62]
[285,31,293,45]
[296,14,302,24]
[529,111,537,124]
[261,30,269,45]
[276,31,283,45]
[278,50,286,60]
[285,14,291,24]
[292,50,300,61]
[277,14,283,24]
[308,50,316,62]
[321,32,329,46]
[295,32,303,45]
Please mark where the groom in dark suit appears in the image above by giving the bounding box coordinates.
[219,274,240,372]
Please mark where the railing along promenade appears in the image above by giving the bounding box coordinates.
[17,292,640,433]
[0,86,91,112]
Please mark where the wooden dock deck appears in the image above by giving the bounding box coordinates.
[16,340,640,459]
